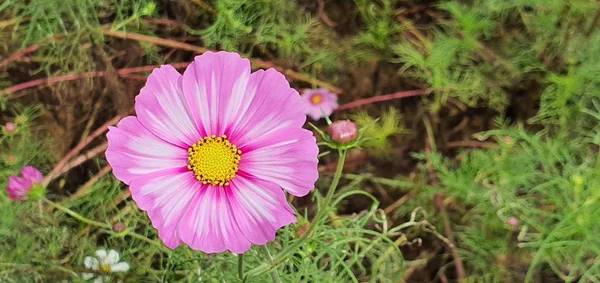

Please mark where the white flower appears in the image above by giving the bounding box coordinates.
[82,249,130,283]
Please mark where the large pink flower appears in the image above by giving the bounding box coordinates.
[106,52,319,254]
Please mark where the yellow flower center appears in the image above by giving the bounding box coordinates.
[187,135,241,186]
[310,94,323,105]
[100,263,111,273]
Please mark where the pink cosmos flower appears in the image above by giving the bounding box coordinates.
[106,52,319,254]
[301,88,339,121]
[7,166,43,201]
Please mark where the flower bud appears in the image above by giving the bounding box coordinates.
[507,216,519,230]
[3,122,16,134]
[295,223,314,238]
[112,222,126,233]
[328,120,358,144]
[6,155,17,165]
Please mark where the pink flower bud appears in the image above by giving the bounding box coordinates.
[113,222,126,232]
[507,216,519,229]
[4,122,16,133]
[328,120,359,144]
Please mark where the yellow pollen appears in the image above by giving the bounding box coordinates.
[310,94,323,105]
[187,134,241,186]
[100,264,111,273]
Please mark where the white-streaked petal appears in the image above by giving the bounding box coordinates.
[85,257,99,271]
[82,272,95,280]
[110,262,130,273]
[105,250,120,266]
[84,257,96,269]
[95,250,107,263]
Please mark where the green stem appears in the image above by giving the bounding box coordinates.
[122,230,171,253]
[245,150,347,278]
[261,246,281,283]
[275,150,346,263]
[238,253,245,280]
[42,198,111,229]
[43,198,170,253]
[324,149,346,204]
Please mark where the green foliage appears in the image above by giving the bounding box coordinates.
[0,106,408,282]
[4,0,600,281]
[351,107,407,158]
[400,109,600,281]
[198,0,341,75]
[351,0,404,62]
[2,0,159,74]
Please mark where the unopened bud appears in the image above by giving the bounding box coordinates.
[112,222,126,232]
[571,174,584,187]
[4,122,16,133]
[295,224,314,238]
[502,136,514,146]
[328,120,358,144]
[507,216,519,230]
[6,155,17,164]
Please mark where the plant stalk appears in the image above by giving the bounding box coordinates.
[261,246,281,283]
[245,150,347,279]
[238,253,245,280]
[42,198,111,229]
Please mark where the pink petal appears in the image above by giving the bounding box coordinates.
[21,166,43,184]
[239,127,319,197]
[306,107,325,121]
[228,176,296,245]
[181,51,252,137]
[105,116,189,185]
[7,175,30,200]
[178,185,252,254]
[135,65,201,147]
[227,68,306,148]
[129,170,199,249]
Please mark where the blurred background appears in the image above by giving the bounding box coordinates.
[1,0,600,282]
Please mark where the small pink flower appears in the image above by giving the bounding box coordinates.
[4,122,16,133]
[301,88,338,121]
[328,120,359,144]
[7,166,43,201]
[106,52,319,254]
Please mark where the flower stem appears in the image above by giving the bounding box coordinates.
[275,150,346,262]
[43,198,170,253]
[238,253,245,280]
[122,230,171,253]
[245,150,347,279]
[261,246,281,283]
[324,149,346,206]
[42,198,111,229]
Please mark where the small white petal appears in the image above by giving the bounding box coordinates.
[110,262,130,273]
[105,250,120,265]
[93,278,104,283]
[85,257,99,271]
[81,272,95,280]
[84,257,94,269]
[95,250,107,262]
